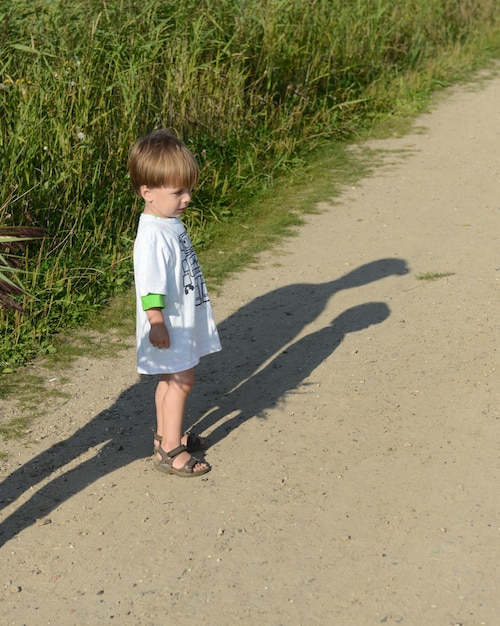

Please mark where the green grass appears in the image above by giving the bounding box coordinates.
[1,0,500,375]
[416,271,456,281]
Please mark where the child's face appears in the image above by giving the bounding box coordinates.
[140,185,192,219]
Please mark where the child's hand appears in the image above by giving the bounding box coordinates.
[145,308,170,349]
[149,322,171,349]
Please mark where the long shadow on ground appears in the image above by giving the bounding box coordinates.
[0,257,408,547]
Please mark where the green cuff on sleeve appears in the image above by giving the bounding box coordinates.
[141,293,165,310]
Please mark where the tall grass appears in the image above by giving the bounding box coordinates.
[1,0,500,369]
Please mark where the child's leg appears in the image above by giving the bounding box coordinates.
[156,368,208,472]
[155,376,169,443]
[154,372,206,454]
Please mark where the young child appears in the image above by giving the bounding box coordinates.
[128,129,222,477]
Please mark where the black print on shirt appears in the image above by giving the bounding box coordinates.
[179,231,209,306]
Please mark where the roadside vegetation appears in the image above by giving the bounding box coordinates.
[1,0,500,375]
[416,271,456,281]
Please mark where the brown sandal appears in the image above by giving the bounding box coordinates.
[153,430,207,455]
[155,445,211,477]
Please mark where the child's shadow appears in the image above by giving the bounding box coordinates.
[196,302,390,443]
[191,257,407,431]
[0,257,407,547]
[0,378,156,547]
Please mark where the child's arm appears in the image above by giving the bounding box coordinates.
[141,294,170,349]
[146,308,171,349]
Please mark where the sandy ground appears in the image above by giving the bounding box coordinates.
[1,71,499,626]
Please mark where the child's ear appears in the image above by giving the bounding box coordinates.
[139,185,151,202]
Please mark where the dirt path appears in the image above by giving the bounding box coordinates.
[1,71,499,626]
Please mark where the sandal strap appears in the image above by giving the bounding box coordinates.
[153,431,202,446]
[184,456,198,471]
[165,445,188,459]
[154,431,206,455]
[156,445,188,463]
[152,429,162,443]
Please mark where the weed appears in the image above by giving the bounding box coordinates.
[416,271,456,281]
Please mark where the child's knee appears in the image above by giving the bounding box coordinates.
[173,369,195,394]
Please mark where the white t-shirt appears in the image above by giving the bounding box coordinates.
[133,214,222,374]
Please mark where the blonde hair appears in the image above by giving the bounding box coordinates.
[128,129,199,196]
